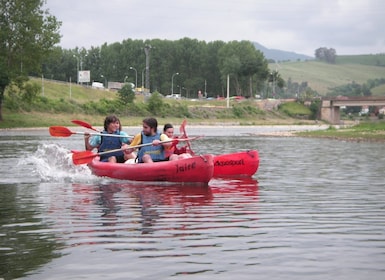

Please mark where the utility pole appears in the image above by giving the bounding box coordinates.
[144,45,151,92]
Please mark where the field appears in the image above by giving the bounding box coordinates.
[270,60,385,95]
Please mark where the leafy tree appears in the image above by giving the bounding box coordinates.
[268,70,285,97]
[315,47,337,64]
[218,41,268,97]
[309,99,321,120]
[0,0,61,121]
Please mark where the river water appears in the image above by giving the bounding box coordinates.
[1,125,384,280]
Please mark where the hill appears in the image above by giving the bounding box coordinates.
[269,60,385,95]
[336,54,385,66]
[253,42,313,62]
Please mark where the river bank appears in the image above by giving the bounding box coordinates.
[1,115,384,142]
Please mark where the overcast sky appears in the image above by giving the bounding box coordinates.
[44,0,384,57]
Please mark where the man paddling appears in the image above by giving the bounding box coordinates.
[126,117,175,163]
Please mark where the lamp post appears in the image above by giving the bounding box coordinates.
[73,55,79,84]
[171,72,179,95]
[80,54,87,71]
[144,45,151,92]
[129,67,137,89]
[101,74,107,89]
[177,85,185,97]
[141,68,145,92]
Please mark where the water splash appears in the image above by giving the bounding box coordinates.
[21,143,95,183]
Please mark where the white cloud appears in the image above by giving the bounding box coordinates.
[45,0,385,56]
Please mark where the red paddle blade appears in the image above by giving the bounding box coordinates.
[179,119,195,155]
[72,151,97,165]
[179,119,187,134]
[49,126,73,137]
[71,120,99,132]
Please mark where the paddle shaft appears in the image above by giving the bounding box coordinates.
[49,126,132,138]
[76,131,131,138]
[96,137,197,157]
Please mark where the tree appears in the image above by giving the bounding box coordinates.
[0,0,61,121]
[218,41,268,96]
[315,47,337,64]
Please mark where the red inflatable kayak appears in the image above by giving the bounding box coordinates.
[213,150,259,177]
[88,154,214,184]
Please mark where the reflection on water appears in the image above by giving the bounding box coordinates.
[0,184,64,279]
[1,129,385,279]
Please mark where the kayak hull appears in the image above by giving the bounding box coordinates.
[213,150,259,177]
[88,154,214,184]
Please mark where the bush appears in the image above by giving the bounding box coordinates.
[146,92,165,116]
[279,101,311,118]
[232,102,265,118]
[118,84,135,104]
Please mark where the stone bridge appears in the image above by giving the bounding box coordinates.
[321,96,385,124]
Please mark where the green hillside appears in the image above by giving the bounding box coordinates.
[271,60,385,95]
[336,54,385,66]
[40,80,116,102]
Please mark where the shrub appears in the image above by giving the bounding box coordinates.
[118,84,135,104]
[146,92,165,116]
[279,101,311,118]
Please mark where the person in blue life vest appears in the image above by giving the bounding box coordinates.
[84,115,136,163]
[163,123,192,160]
[125,117,175,163]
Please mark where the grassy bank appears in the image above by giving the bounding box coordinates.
[0,77,320,128]
[0,109,319,129]
[2,77,385,143]
[296,121,385,142]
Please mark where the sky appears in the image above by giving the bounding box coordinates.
[44,0,385,57]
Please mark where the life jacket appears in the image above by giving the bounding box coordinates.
[165,137,188,158]
[98,130,124,162]
[137,132,165,163]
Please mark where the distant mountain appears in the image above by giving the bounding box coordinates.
[253,42,313,62]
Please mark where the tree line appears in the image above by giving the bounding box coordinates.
[41,38,271,99]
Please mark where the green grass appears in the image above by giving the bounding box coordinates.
[336,54,385,66]
[39,80,117,103]
[270,60,385,95]
[278,102,311,117]
[296,121,385,141]
[372,84,385,96]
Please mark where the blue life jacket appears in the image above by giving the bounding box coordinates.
[137,132,165,163]
[98,130,124,162]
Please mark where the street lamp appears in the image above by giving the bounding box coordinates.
[177,85,185,98]
[101,74,107,89]
[129,66,137,89]
[73,55,79,84]
[80,54,87,71]
[141,68,145,92]
[171,72,179,95]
